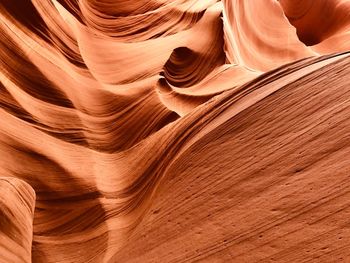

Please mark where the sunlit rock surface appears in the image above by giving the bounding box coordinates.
[1,0,349,262]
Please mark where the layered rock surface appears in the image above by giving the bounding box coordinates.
[1,0,349,262]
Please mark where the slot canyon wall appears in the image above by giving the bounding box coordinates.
[1,0,350,262]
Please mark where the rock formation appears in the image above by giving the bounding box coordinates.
[1,0,349,262]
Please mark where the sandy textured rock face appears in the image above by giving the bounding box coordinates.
[0,178,35,262]
[0,0,349,262]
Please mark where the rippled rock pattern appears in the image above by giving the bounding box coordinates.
[1,0,350,262]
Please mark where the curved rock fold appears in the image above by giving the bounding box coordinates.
[0,0,349,262]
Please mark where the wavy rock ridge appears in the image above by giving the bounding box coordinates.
[0,0,349,262]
